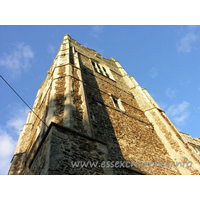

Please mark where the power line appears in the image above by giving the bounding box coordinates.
[0,75,49,128]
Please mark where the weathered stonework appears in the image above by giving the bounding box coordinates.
[8,34,200,175]
[54,66,66,125]
[72,67,86,134]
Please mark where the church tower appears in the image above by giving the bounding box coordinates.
[8,34,200,175]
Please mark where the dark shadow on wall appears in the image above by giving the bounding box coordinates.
[44,55,144,175]
[73,55,144,175]
[13,56,145,175]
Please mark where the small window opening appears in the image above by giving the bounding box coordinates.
[111,95,120,109]
[92,61,96,67]
[92,61,98,72]
[91,61,114,80]
[102,67,110,77]
[96,63,103,74]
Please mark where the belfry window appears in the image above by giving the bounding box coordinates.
[111,95,120,109]
[91,60,113,80]
[110,94,125,112]
[96,63,104,74]
[92,61,98,72]
[102,66,110,78]
[92,61,96,68]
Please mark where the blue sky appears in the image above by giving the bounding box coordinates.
[0,25,200,175]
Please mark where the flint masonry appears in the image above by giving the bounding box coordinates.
[8,34,200,175]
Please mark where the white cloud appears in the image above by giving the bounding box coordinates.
[0,43,34,78]
[149,67,158,78]
[173,112,190,126]
[6,106,29,135]
[166,88,177,99]
[0,104,29,175]
[0,130,16,158]
[166,101,189,117]
[0,128,17,175]
[91,25,104,39]
[0,159,12,175]
[177,32,197,53]
[166,101,190,126]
